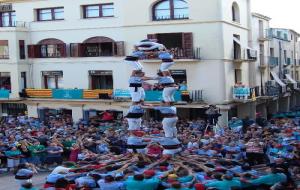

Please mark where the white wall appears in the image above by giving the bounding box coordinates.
[0,0,263,106]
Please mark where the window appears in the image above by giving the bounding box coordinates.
[20,72,27,90]
[234,69,242,84]
[284,50,287,62]
[37,7,64,21]
[19,40,25,59]
[277,31,281,38]
[296,71,299,81]
[42,71,63,89]
[28,38,66,58]
[83,4,114,18]
[170,70,187,90]
[259,44,264,65]
[232,2,240,23]
[0,40,9,59]
[0,72,11,90]
[0,11,15,27]
[147,32,194,58]
[153,0,189,21]
[259,20,264,37]
[41,44,64,58]
[70,37,125,57]
[270,48,274,57]
[89,70,113,89]
[233,35,241,59]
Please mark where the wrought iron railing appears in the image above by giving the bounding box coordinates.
[141,47,200,60]
[0,21,27,28]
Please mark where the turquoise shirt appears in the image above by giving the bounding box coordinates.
[5,150,21,157]
[178,175,194,183]
[205,179,241,190]
[125,176,160,190]
[165,188,194,190]
[250,173,287,186]
[19,187,38,190]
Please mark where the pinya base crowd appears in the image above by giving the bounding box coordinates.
[0,112,299,190]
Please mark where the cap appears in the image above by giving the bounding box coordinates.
[132,130,145,137]
[159,166,168,171]
[144,170,155,177]
[168,174,178,179]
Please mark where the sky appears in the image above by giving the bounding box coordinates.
[252,0,300,32]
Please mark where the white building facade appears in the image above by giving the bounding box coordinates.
[0,0,299,125]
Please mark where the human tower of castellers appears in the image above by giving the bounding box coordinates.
[124,40,182,155]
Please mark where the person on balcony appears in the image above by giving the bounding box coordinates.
[179,81,188,91]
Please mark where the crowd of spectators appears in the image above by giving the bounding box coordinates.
[0,112,299,190]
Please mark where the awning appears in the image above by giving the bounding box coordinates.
[285,74,297,84]
[233,37,241,45]
[271,71,286,87]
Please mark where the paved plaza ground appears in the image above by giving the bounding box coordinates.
[0,172,48,190]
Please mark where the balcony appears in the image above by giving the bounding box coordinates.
[25,89,113,100]
[70,41,125,57]
[24,89,203,103]
[0,21,27,28]
[258,56,269,70]
[153,14,189,21]
[233,49,246,63]
[265,81,287,97]
[140,47,201,60]
[0,89,10,99]
[233,48,257,63]
[144,90,182,102]
[265,85,281,97]
[0,54,9,59]
[284,58,292,66]
[258,29,272,41]
[28,44,67,58]
[269,56,279,67]
[232,86,259,102]
[266,28,290,41]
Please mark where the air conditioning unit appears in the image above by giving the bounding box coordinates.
[247,48,257,60]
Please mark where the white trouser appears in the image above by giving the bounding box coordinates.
[129,87,145,102]
[127,147,146,154]
[127,118,142,131]
[160,62,175,72]
[163,148,182,155]
[162,117,178,138]
[162,87,177,102]
[7,158,20,168]
[125,60,143,71]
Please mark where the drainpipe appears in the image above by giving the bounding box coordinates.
[279,41,282,79]
[247,0,253,48]
[246,0,255,88]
